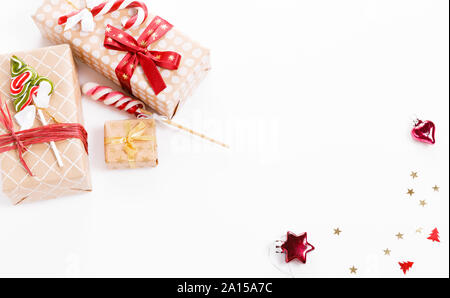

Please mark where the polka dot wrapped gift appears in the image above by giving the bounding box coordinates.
[33,0,211,119]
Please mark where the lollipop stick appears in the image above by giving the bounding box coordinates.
[137,109,229,149]
[37,109,64,167]
[163,119,230,149]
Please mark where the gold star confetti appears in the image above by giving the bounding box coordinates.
[383,248,391,256]
[433,185,440,192]
[410,172,418,179]
[419,200,427,207]
[396,233,404,240]
[416,227,423,234]
[333,228,342,236]
[349,266,357,274]
[406,189,415,196]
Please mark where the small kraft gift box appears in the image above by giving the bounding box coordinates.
[33,0,211,119]
[104,119,157,169]
[0,44,92,205]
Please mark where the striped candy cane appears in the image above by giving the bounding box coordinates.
[59,0,148,31]
[82,82,144,116]
[89,0,148,30]
[82,82,230,149]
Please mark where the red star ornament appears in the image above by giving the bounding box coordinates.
[280,232,315,263]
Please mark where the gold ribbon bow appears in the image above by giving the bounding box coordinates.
[105,121,154,167]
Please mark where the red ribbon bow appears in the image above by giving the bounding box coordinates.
[104,16,182,96]
[0,100,88,176]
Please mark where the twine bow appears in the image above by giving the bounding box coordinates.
[105,121,153,166]
[104,16,181,95]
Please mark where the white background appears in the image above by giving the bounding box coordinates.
[0,0,448,278]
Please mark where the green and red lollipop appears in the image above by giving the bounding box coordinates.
[10,56,63,167]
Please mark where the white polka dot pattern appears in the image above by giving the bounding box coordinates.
[32,0,211,119]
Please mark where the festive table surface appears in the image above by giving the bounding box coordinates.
[0,0,448,277]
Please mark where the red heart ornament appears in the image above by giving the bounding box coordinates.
[412,120,436,145]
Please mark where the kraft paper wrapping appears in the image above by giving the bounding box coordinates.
[104,119,158,169]
[33,0,211,119]
[0,44,92,205]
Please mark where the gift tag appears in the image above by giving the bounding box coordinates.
[65,8,95,32]
[14,105,36,130]
[32,80,52,109]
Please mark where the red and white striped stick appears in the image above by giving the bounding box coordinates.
[60,0,148,31]
[89,0,148,30]
[82,82,229,149]
[82,82,143,116]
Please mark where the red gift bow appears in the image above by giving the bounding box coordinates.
[0,100,88,176]
[104,16,182,95]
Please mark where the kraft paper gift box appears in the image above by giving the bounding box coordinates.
[0,44,92,205]
[104,119,158,169]
[33,0,211,119]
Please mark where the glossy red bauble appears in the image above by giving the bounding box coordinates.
[412,120,436,145]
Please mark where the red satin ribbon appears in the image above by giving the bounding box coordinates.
[104,16,182,95]
[0,101,88,176]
